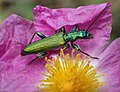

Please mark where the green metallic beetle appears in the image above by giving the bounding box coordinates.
[21,25,96,65]
[21,5,108,65]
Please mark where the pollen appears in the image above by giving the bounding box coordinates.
[37,49,104,92]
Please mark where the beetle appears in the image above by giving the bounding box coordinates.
[21,5,108,65]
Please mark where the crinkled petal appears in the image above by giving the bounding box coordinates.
[0,14,45,92]
[33,3,112,56]
[98,38,120,92]
[0,14,34,58]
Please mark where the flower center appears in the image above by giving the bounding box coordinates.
[62,82,73,92]
[37,49,104,92]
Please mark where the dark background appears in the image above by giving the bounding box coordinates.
[0,0,120,41]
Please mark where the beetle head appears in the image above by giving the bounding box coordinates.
[78,30,93,39]
[86,32,94,39]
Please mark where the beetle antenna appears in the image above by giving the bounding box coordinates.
[86,4,110,32]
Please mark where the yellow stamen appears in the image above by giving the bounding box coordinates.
[37,49,104,92]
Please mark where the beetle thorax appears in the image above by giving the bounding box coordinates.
[77,30,88,38]
[63,30,90,42]
[63,32,78,42]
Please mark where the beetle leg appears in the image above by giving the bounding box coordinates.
[63,43,70,51]
[59,26,66,33]
[29,32,46,44]
[58,43,70,56]
[71,43,99,59]
[55,30,58,33]
[71,24,79,32]
[55,26,66,33]
[28,52,47,65]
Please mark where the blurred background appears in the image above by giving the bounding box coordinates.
[0,0,120,41]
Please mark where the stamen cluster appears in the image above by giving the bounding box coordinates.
[38,49,104,92]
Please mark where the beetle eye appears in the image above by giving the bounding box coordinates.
[86,32,89,37]
[88,33,93,39]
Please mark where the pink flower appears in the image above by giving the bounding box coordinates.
[33,2,120,92]
[98,38,120,92]
[0,2,119,92]
[0,14,45,92]
[37,38,120,92]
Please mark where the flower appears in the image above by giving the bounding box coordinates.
[38,49,104,92]
[98,38,120,92]
[0,14,45,92]
[0,2,114,92]
[37,38,120,92]
[33,2,120,92]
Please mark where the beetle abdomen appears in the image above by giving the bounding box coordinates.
[22,32,65,55]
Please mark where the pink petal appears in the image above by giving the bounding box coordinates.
[33,3,112,56]
[0,14,34,57]
[0,14,45,92]
[98,38,120,92]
